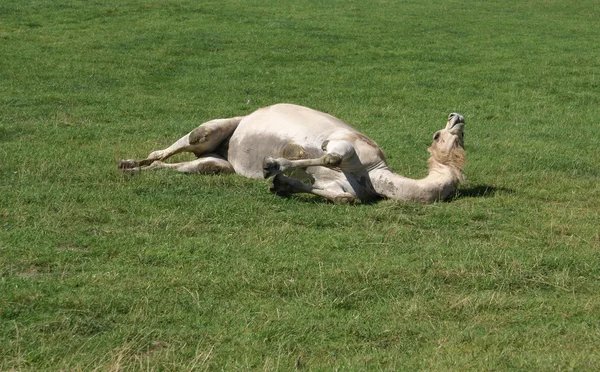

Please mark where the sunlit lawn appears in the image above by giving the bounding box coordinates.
[1,0,599,370]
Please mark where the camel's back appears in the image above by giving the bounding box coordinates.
[228,104,359,178]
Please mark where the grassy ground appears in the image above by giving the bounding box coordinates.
[1,0,599,370]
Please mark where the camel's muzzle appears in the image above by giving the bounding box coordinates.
[448,113,464,126]
[447,113,465,134]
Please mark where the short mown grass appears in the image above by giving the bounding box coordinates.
[1,0,599,370]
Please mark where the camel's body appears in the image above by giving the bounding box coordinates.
[119,104,466,203]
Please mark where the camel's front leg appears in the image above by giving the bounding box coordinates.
[263,139,354,178]
[270,174,356,204]
[118,117,243,170]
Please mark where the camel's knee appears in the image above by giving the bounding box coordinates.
[321,139,355,163]
[197,160,235,175]
[282,142,307,160]
[323,153,343,166]
[189,126,210,145]
[190,118,241,146]
[263,157,292,178]
[172,155,234,175]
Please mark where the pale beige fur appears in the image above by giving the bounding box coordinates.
[119,104,466,203]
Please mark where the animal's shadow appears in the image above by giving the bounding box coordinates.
[279,185,512,205]
[450,185,514,201]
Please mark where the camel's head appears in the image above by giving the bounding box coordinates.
[428,113,466,180]
[430,113,465,151]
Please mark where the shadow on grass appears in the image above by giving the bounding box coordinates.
[451,185,514,200]
[274,193,379,206]
[274,185,513,205]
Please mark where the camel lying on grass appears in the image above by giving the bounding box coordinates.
[119,104,465,203]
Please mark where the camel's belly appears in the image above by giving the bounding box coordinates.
[227,104,353,178]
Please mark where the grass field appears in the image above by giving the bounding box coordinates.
[1,0,599,370]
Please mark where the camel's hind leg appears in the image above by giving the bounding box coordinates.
[118,117,243,170]
[270,174,356,204]
[123,154,235,175]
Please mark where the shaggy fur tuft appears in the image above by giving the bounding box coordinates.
[428,146,466,183]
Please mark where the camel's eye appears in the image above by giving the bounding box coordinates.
[433,132,441,141]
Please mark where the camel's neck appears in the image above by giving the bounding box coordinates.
[370,163,461,202]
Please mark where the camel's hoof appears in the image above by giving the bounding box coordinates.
[269,174,293,196]
[118,159,138,169]
[333,194,356,205]
[121,167,140,175]
[263,157,280,179]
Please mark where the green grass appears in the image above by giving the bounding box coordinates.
[1,0,599,370]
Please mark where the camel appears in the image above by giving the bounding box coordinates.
[118,104,465,203]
